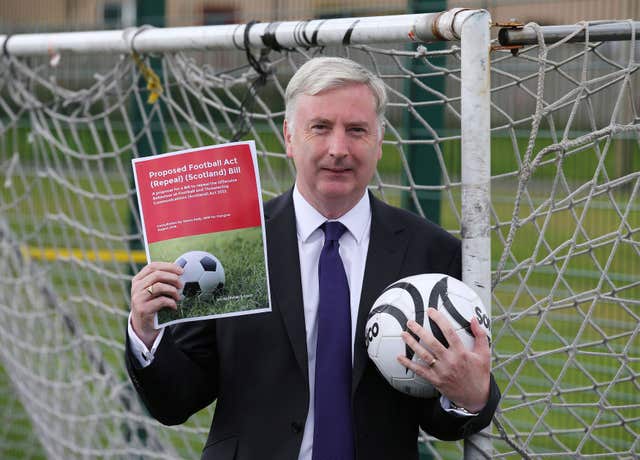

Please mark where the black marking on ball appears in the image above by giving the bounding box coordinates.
[382,281,424,331]
[183,281,201,297]
[200,256,218,271]
[176,257,187,269]
[368,280,425,371]
[428,276,473,348]
[381,281,424,365]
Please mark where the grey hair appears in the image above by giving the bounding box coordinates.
[284,57,387,136]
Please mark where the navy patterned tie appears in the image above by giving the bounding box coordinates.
[312,221,354,460]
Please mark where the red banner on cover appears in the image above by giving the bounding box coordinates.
[133,144,261,244]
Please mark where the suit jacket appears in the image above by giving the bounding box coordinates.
[126,190,500,460]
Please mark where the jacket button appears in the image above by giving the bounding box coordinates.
[291,421,303,433]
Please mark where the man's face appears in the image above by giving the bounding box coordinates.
[284,83,383,217]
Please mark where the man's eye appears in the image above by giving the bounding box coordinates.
[311,124,328,132]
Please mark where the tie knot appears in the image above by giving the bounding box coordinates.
[322,221,347,242]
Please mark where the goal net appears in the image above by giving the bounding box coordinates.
[0,12,638,459]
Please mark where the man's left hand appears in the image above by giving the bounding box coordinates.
[397,308,491,413]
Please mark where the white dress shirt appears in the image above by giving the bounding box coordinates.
[292,185,370,460]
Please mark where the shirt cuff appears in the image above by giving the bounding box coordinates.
[127,312,164,368]
[440,395,479,417]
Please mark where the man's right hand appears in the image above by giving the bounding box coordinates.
[130,262,183,348]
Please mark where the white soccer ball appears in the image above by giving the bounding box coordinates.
[174,251,225,300]
[365,273,491,399]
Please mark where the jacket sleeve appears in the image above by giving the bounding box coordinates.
[125,319,220,425]
[418,374,501,440]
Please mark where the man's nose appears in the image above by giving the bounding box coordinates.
[328,130,349,157]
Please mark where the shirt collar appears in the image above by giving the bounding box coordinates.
[292,184,371,244]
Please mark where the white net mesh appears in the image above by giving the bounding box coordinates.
[0,17,638,459]
[488,22,640,459]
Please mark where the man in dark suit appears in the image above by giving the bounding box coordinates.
[126,57,500,460]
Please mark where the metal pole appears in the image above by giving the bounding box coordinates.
[459,8,492,460]
[499,21,640,46]
[0,13,457,56]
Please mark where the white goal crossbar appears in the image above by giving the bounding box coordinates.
[1,9,482,55]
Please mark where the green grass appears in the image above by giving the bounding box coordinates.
[0,366,46,460]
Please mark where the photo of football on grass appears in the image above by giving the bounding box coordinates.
[149,228,268,325]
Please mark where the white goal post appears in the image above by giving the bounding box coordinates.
[0,8,638,460]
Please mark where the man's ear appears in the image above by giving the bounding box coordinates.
[283,119,293,158]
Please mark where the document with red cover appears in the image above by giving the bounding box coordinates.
[132,141,271,328]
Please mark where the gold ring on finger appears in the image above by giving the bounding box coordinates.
[146,284,154,295]
[428,357,437,368]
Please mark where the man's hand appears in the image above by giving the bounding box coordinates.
[130,262,183,348]
[397,308,491,413]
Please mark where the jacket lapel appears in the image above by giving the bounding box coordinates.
[265,191,309,384]
[352,194,410,394]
